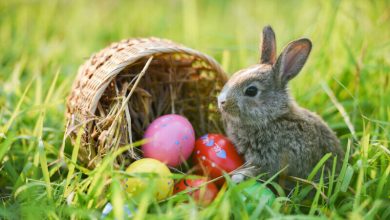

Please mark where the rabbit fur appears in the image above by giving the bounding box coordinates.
[217,26,345,187]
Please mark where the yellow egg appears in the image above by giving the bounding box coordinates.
[124,158,173,200]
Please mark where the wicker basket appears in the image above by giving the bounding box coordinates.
[66,37,227,168]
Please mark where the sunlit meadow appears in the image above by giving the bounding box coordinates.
[0,0,389,219]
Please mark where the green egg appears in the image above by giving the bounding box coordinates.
[241,182,275,212]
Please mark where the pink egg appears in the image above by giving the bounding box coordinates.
[142,114,195,167]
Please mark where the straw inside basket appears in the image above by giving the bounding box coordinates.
[66,38,227,168]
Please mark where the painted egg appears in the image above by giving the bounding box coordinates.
[101,202,133,218]
[193,134,244,183]
[142,114,195,167]
[242,182,275,210]
[124,158,173,201]
[174,176,219,205]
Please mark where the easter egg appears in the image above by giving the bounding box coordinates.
[242,182,275,210]
[124,158,173,200]
[174,176,219,205]
[193,134,244,181]
[142,114,195,167]
[101,202,133,218]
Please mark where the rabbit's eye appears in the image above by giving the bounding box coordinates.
[244,86,258,97]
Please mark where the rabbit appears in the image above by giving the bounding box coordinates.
[217,26,345,188]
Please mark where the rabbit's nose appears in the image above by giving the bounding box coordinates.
[219,100,226,109]
[217,93,227,109]
[218,101,226,111]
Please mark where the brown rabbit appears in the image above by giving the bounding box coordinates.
[217,26,344,186]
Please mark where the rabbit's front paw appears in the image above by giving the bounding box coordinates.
[232,173,245,183]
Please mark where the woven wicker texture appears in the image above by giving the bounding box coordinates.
[66,37,227,167]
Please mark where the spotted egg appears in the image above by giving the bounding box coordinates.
[142,114,195,167]
[124,158,173,201]
[193,134,244,185]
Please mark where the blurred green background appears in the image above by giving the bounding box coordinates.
[1,0,389,137]
[0,0,389,219]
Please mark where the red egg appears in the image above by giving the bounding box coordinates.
[174,176,219,205]
[193,134,244,184]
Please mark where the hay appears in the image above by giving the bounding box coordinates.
[66,38,227,168]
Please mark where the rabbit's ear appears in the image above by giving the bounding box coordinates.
[274,38,312,85]
[260,26,277,65]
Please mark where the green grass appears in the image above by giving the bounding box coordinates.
[1,0,390,219]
